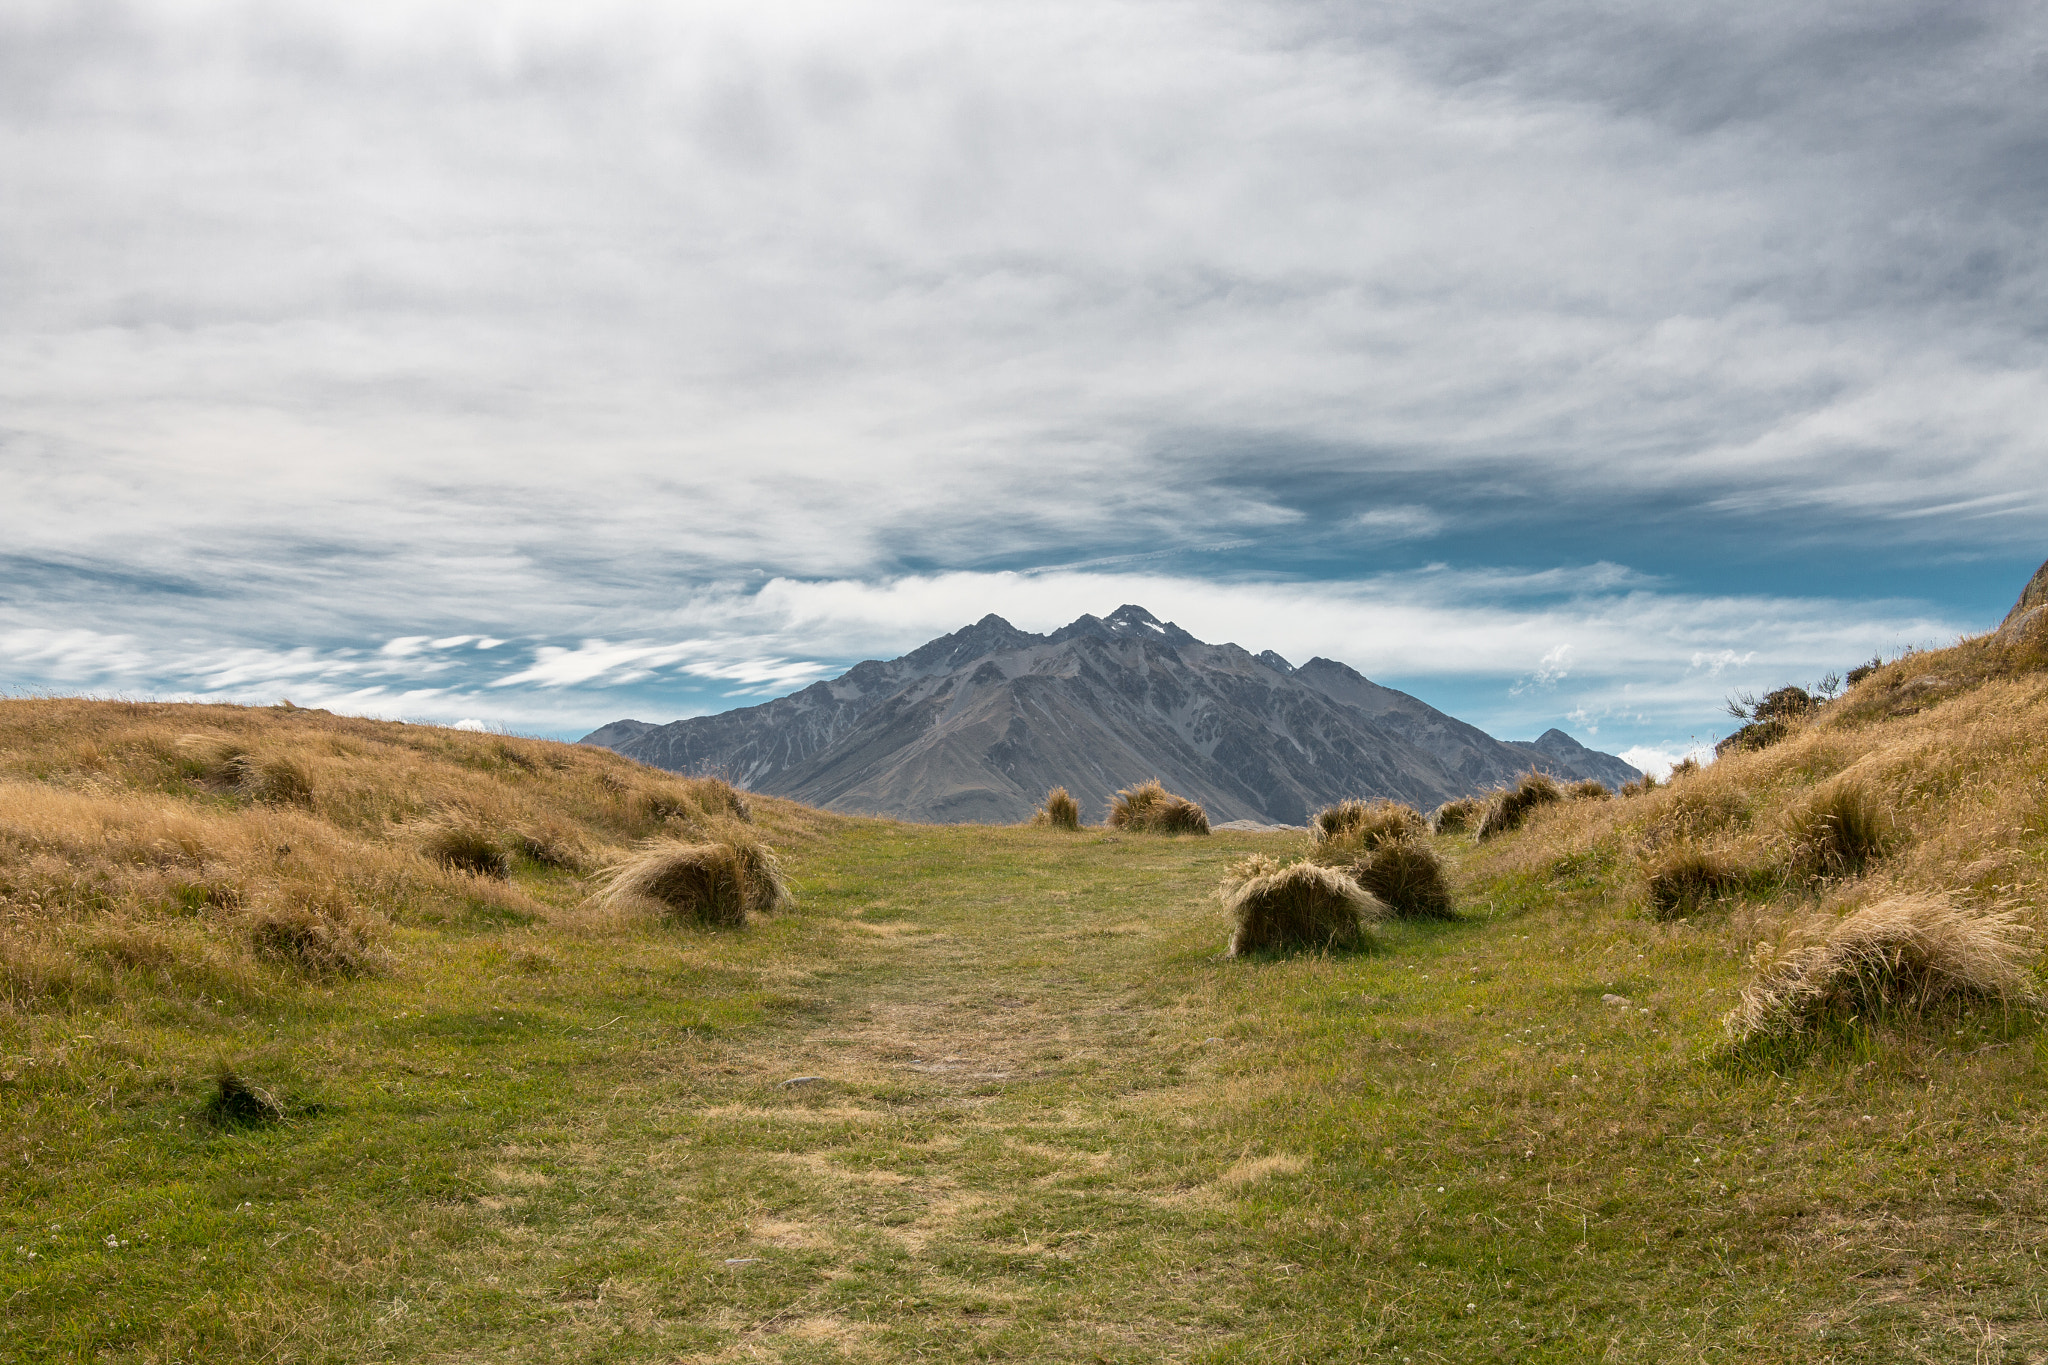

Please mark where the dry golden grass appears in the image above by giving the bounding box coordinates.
[1462,633,2048,963]
[1782,772,1895,877]
[1727,893,2038,1039]
[1310,798,1426,849]
[1303,805,1455,919]
[0,698,815,1009]
[1219,854,1380,956]
[1106,779,1210,835]
[1029,786,1082,830]
[1476,770,1563,840]
[418,819,513,878]
[1428,795,1486,835]
[1564,778,1610,800]
[1646,843,1742,919]
[596,829,793,927]
[1346,838,1455,919]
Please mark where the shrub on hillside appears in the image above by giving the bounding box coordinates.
[1107,779,1210,835]
[1785,774,1894,877]
[598,833,791,927]
[1429,796,1486,835]
[1716,686,1817,757]
[1311,798,1426,849]
[1566,779,1610,800]
[1220,855,1379,956]
[1726,894,2037,1040]
[1619,773,1659,797]
[1030,786,1082,830]
[1476,772,1564,840]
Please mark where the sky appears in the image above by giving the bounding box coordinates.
[4,0,2045,776]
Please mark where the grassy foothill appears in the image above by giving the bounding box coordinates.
[4,632,2048,1363]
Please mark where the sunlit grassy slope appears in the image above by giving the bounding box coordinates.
[4,636,2047,1362]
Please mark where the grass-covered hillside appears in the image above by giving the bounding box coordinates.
[4,621,2047,1363]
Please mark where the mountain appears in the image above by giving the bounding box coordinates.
[581,605,1641,824]
[1506,729,1643,790]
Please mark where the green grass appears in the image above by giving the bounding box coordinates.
[6,821,2047,1362]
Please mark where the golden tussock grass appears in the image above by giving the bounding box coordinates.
[1429,795,1486,835]
[1476,770,1563,840]
[1726,893,2039,1040]
[1782,773,1895,877]
[1304,802,1454,919]
[595,830,793,927]
[1462,634,2048,939]
[1029,786,1082,830]
[1646,844,1743,919]
[1219,854,1380,956]
[1106,779,1209,835]
[0,698,819,1008]
[1346,838,1455,919]
[1310,798,1426,849]
[417,820,513,878]
[1565,778,1611,800]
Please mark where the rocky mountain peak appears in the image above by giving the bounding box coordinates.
[1049,604,1199,647]
[581,607,1640,822]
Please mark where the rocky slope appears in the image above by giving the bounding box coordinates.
[581,606,1640,824]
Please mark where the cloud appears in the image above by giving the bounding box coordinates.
[1355,506,1445,541]
[0,0,2035,759]
[1619,744,1715,781]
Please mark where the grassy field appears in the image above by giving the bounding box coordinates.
[4,675,2048,1362]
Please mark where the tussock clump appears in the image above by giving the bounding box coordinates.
[511,818,593,871]
[420,822,512,878]
[1030,786,1082,830]
[1620,773,1659,797]
[1565,779,1610,800]
[1348,838,1455,919]
[1650,782,1750,843]
[206,1064,284,1126]
[176,736,314,806]
[1477,772,1564,840]
[1785,774,1894,877]
[1726,894,2038,1039]
[242,892,387,976]
[1312,798,1426,849]
[1647,846,1741,919]
[1107,779,1210,835]
[1221,855,1380,956]
[625,776,752,831]
[598,832,792,927]
[1430,796,1486,835]
[1669,757,1702,780]
[693,776,752,822]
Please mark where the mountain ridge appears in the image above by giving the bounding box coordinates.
[582,607,1640,823]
